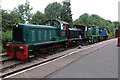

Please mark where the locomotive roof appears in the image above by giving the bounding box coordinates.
[69,28,82,31]
[17,24,57,29]
[45,20,69,25]
[100,28,106,30]
[58,20,68,24]
[88,26,98,28]
[74,25,86,27]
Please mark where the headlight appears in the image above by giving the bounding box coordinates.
[20,46,24,49]
[16,24,18,27]
[6,43,10,47]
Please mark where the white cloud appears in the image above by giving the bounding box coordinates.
[1,0,119,21]
[71,0,119,21]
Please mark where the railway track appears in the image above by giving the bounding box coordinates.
[0,46,77,79]
[0,53,8,57]
[0,56,13,63]
[2,54,66,79]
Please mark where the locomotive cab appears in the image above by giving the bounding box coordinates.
[99,28,108,40]
[68,28,82,39]
[74,25,88,38]
[44,20,69,40]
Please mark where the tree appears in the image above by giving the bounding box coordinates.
[61,1,72,23]
[30,11,46,25]
[2,10,24,31]
[113,21,119,29]
[89,14,103,26]
[45,2,62,20]
[2,10,11,30]
[13,1,33,23]
[108,24,115,36]
[78,13,89,26]
[73,13,115,36]
[0,9,2,31]
[2,1,33,31]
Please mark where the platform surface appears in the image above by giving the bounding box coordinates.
[46,41,118,78]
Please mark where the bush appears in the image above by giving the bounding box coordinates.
[0,45,6,53]
[2,31,12,44]
[2,30,12,53]
[0,46,2,54]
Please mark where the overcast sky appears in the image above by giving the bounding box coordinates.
[1,0,120,22]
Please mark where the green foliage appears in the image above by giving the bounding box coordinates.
[2,1,33,31]
[2,31,12,45]
[2,31,12,53]
[73,13,115,36]
[13,1,33,23]
[45,2,62,20]
[113,21,119,29]
[61,1,72,23]
[0,31,2,53]
[73,13,89,26]
[30,11,46,25]
[108,24,115,36]
[2,10,24,31]
[44,1,72,23]
[0,45,6,53]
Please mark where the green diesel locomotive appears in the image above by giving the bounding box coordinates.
[5,20,83,60]
[88,26,103,43]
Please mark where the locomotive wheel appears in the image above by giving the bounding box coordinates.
[51,47,55,52]
[39,50,44,56]
[64,43,68,48]
[86,41,89,45]
[55,46,60,51]
[93,39,95,43]
[34,51,40,57]
[94,38,97,43]
[46,49,51,54]
[57,46,60,50]
[33,47,40,57]
[96,38,98,42]
[54,47,57,51]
